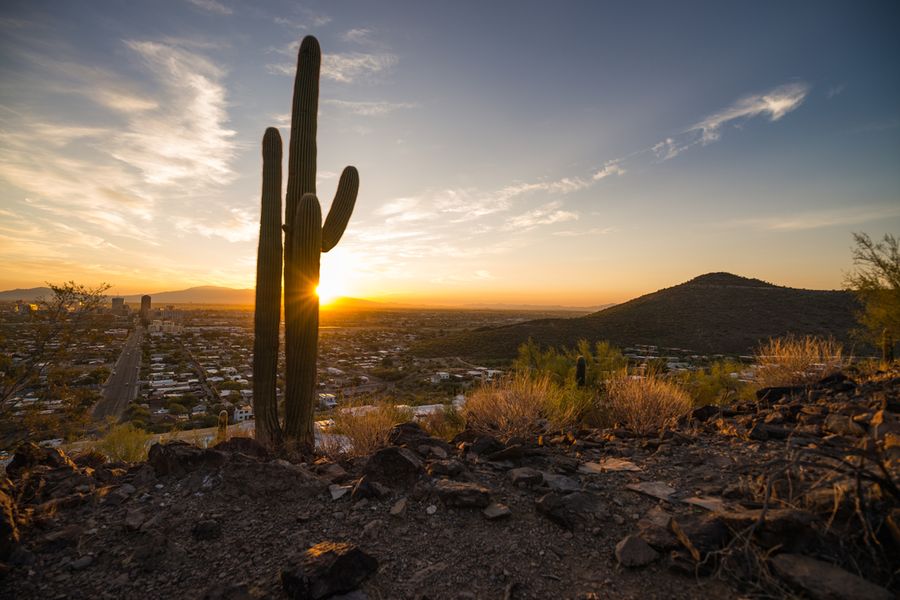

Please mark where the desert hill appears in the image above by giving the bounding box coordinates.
[412,272,860,358]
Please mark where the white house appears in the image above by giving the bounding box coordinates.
[233,405,253,423]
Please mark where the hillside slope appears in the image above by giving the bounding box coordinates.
[412,273,859,358]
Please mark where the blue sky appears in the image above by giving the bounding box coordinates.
[1,0,898,304]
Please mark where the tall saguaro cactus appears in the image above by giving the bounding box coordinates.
[253,35,359,453]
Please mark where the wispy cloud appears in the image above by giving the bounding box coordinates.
[342,28,373,44]
[553,227,614,237]
[503,201,579,231]
[186,0,232,16]
[266,49,398,83]
[727,204,900,232]
[175,207,257,242]
[322,98,418,116]
[826,84,846,99]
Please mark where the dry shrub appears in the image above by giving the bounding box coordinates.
[754,335,846,388]
[321,402,411,458]
[94,423,151,462]
[605,373,692,435]
[419,405,466,441]
[463,372,589,440]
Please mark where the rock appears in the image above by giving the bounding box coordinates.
[212,437,272,459]
[681,496,726,512]
[637,520,679,551]
[470,435,504,456]
[329,484,352,500]
[714,508,816,551]
[541,472,580,492]
[6,442,76,480]
[485,444,526,461]
[426,504,438,515]
[434,480,492,508]
[389,497,407,517]
[0,486,19,560]
[362,447,423,488]
[535,492,602,530]
[148,442,227,477]
[824,415,865,437]
[483,503,511,520]
[427,459,464,477]
[747,422,791,441]
[351,476,390,500]
[192,520,222,541]
[281,542,378,600]
[579,458,641,474]
[69,555,93,570]
[625,481,676,501]
[508,467,543,487]
[669,514,729,562]
[615,535,659,567]
[691,405,720,422]
[317,463,348,483]
[388,422,430,446]
[770,553,892,600]
[361,519,382,538]
[124,508,145,531]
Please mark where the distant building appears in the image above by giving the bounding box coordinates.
[111,297,124,314]
[140,295,151,324]
[233,405,253,423]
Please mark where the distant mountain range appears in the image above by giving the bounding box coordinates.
[411,272,861,358]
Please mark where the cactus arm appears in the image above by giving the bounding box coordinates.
[283,193,322,446]
[253,127,284,448]
[322,166,359,252]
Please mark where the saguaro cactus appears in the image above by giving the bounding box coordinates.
[575,355,587,388]
[252,35,359,452]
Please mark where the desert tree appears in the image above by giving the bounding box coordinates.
[843,233,900,349]
[0,280,110,414]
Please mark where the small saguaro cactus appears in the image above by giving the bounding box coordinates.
[575,355,587,388]
[252,35,359,453]
[216,410,229,444]
[883,329,895,364]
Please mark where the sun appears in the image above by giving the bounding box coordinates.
[315,282,341,306]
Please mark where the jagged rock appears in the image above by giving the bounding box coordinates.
[669,514,729,562]
[388,422,430,446]
[508,467,542,487]
[148,442,227,477]
[770,553,892,600]
[389,497,407,517]
[6,442,76,480]
[192,520,222,541]
[351,476,390,500]
[281,541,378,600]
[470,435,504,456]
[69,555,93,570]
[485,444,526,461]
[615,535,659,567]
[329,484,352,500]
[434,480,492,508]
[541,472,580,492]
[0,485,18,560]
[73,450,107,469]
[756,386,805,403]
[124,508,145,531]
[362,447,423,488]
[691,405,719,422]
[535,491,602,530]
[823,415,865,437]
[625,481,676,501]
[482,503,511,520]
[427,459,464,477]
[747,422,791,441]
[715,508,815,550]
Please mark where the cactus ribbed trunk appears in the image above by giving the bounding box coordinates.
[284,194,321,445]
[252,128,284,449]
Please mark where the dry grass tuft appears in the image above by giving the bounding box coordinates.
[419,405,466,441]
[321,402,411,458]
[605,373,692,435]
[94,423,151,462]
[463,372,589,440]
[754,335,846,388]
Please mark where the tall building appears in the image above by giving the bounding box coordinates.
[140,295,152,324]
[111,297,124,314]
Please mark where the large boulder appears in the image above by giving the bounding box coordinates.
[6,442,76,480]
[148,442,227,477]
[281,542,378,600]
[362,447,423,488]
[770,553,892,600]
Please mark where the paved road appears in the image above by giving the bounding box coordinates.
[92,326,143,422]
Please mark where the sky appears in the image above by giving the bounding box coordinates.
[0,1,898,306]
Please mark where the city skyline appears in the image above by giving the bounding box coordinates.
[1,1,898,305]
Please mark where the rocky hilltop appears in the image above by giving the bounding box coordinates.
[2,370,898,599]
[413,273,859,359]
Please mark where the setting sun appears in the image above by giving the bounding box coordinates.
[315,283,340,305]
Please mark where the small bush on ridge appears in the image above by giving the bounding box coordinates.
[605,373,692,435]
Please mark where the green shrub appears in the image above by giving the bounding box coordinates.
[678,360,753,406]
[94,423,151,462]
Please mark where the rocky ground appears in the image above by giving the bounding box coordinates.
[1,370,898,599]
